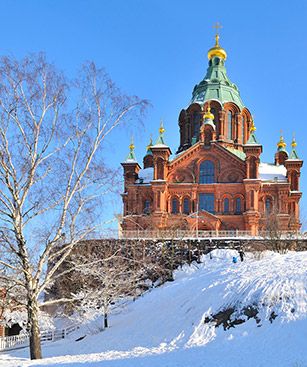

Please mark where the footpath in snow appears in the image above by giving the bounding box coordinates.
[1,249,307,367]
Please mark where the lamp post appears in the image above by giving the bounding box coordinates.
[188,201,200,240]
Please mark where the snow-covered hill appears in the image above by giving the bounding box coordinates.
[2,250,307,367]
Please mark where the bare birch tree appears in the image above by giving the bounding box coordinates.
[0,53,147,359]
[73,251,143,329]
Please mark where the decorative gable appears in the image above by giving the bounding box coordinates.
[168,142,246,183]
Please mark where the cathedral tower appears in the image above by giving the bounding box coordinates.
[120,30,303,236]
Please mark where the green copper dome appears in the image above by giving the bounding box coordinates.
[191,56,244,109]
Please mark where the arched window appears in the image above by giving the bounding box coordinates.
[227,111,232,140]
[223,198,229,213]
[183,198,190,214]
[193,111,201,141]
[143,199,151,214]
[265,197,272,214]
[144,155,153,169]
[199,160,215,184]
[204,128,213,146]
[235,197,242,214]
[211,107,216,122]
[171,198,179,214]
[242,116,245,144]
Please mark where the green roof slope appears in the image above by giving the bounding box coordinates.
[191,56,244,109]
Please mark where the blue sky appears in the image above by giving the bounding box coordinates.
[1,0,307,229]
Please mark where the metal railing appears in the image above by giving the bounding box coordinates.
[119,229,305,240]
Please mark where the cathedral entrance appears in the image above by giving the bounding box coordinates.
[187,209,221,233]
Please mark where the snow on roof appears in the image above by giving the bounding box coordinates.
[136,167,154,183]
[123,158,137,163]
[151,143,169,148]
[134,161,287,184]
[259,163,287,182]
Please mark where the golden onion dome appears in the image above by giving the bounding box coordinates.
[250,120,256,132]
[129,136,135,151]
[291,136,297,148]
[277,135,286,149]
[204,106,214,120]
[207,34,227,60]
[159,120,165,135]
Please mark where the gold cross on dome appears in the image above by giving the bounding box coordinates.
[213,22,222,35]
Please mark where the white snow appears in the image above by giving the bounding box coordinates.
[151,144,169,148]
[1,250,306,367]
[259,162,287,182]
[123,158,137,163]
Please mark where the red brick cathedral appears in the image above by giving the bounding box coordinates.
[121,33,303,236]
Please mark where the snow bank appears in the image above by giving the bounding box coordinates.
[2,250,307,367]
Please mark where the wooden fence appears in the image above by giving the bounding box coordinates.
[0,324,78,351]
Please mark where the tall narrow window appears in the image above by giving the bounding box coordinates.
[227,111,232,140]
[211,107,216,122]
[235,198,242,214]
[171,198,179,214]
[223,198,229,213]
[265,197,272,214]
[242,116,245,144]
[250,191,255,209]
[193,111,201,141]
[199,193,215,214]
[183,198,190,214]
[199,160,215,184]
[204,128,213,146]
[144,199,151,214]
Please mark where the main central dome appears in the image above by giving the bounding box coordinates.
[191,35,244,109]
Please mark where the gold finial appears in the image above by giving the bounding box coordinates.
[146,134,153,151]
[291,133,297,148]
[204,104,214,120]
[129,136,135,151]
[213,22,222,46]
[250,120,256,132]
[159,120,165,135]
[277,131,286,149]
[215,34,220,47]
[208,22,227,60]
